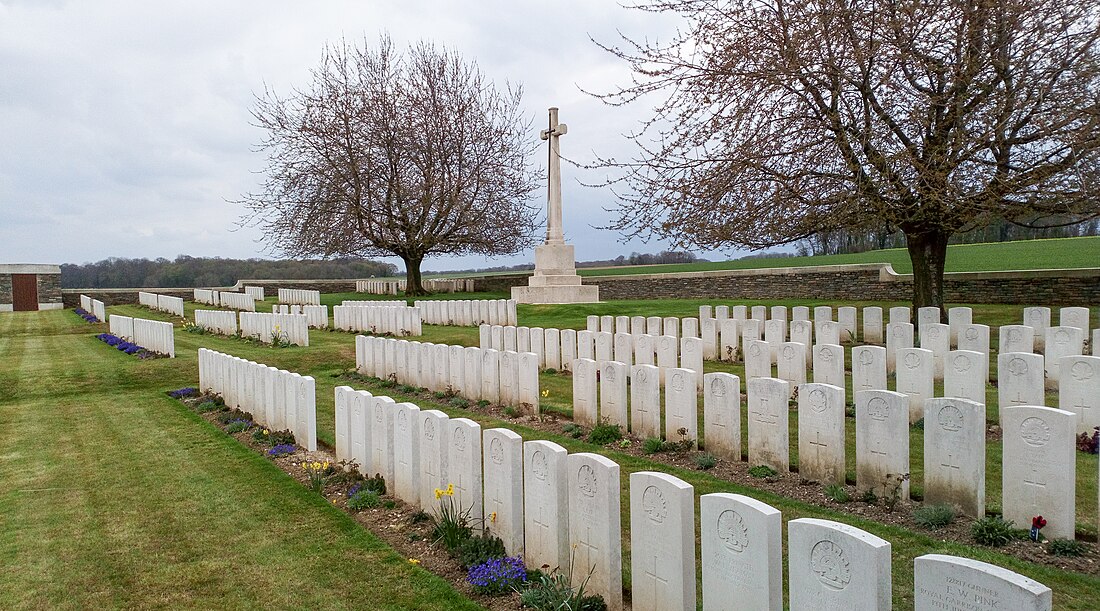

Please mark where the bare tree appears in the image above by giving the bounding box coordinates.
[592,0,1100,309]
[241,36,541,295]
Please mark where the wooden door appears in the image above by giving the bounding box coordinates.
[12,274,38,311]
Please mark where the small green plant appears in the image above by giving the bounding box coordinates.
[911,418,925,430]
[196,400,221,413]
[587,420,623,445]
[361,473,386,496]
[694,453,718,470]
[882,473,909,512]
[268,429,296,446]
[502,406,521,418]
[477,399,490,408]
[641,437,665,454]
[383,499,396,509]
[225,420,251,434]
[823,484,850,503]
[398,384,417,394]
[518,549,606,611]
[346,486,381,510]
[748,465,778,479]
[433,391,448,399]
[1050,538,1087,557]
[860,489,878,504]
[450,397,470,409]
[544,368,557,375]
[409,510,432,524]
[972,515,1018,547]
[301,460,330,493]
[456,530,506,568]
[432,483,473,551]
[562,423,585,439]
[269,326,292,348]
[913,504,956,530]
[183,321,210,334]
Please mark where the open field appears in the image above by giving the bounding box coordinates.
[397,236,1100,281]
[4,295,1099,609]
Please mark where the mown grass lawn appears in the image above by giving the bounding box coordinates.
[0,311,482,610]
[9,295,1099,610]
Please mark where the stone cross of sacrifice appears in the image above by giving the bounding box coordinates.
[540,107,568,245]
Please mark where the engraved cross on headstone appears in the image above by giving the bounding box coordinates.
[807,430,829,460]
[539,107,568,245]
[644,555,669,606]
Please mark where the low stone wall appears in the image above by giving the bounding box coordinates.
[579,264,1100,306]
[61,264,1100,308]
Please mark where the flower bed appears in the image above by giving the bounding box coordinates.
[73,308,98,323]
[94,333,164,359]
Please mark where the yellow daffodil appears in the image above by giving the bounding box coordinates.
[408,558,420,565]
[541,389,549,397]
[489,512,497,523]
[434,488,443,500]
[446,483,454,494]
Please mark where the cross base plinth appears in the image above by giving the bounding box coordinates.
[512,243,600,304]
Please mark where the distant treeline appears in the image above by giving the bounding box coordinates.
[793,216,1100,256]
[61,256,397,289]
[422,250,708,275]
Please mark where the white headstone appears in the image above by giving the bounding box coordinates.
[518,351,541,414]
[886,321,915,373]
[790,320,814,366]
[947,307,972,347]
[752,305,767,322]
[776,342,807,394]
[613,332,633,366]
[1044,326,1084,387]
[646,316,662,336]
[1060,355,1100,434]
[595,331,613,368]
[600,360,629,428]
[764,319,786,358]
[747,377,790,472]
[918,306,940,332]
[480,349,500,404]
[838,307,857,343]
[371,396,397,484]
[523,440,569,571]
[924,398,985,517]
[944,350,986,406]
[630,472,696,611]
[896,347,934,423]
[792,306,809,321]
[957,323,990,384]
[418,409,448,511]
[568,453,623,611]
[701,316,718,361]
[798,383,846,485]
[1060,306,1090,338]
[665,368,698,447]
[544,328,562,371]
[914,554,1052,611]
[742,318,761,342]
[446,417,483,532]
[863,306,883,344]
[1001,405,1076,540]
[732,305,748,320]
[744,339,772,380]
[615,315,630,336]
[919,322,950,380]
[663,316,679,339]
[483,428,524,555]
[573,358,598,426]
[392,402,422,506]
[560,329,577,372]
[600,315,614,333]
[630,364,661,440]
[634,334,655,367]
[1023,307,1051,352]
[703,372,741,460]
[680,337,704,389]
[998,352,1045,415]
[631,315,646,336]
[999,325,1035,354]
[700,493,782,611]
[657,335,678,381]
[813,343,845,388]
[889,306,911,325]
[464,346,482,401]
[788,518,891,611]
[719,319,739,362]
[855,389,910,500]
[577,330,595,361]
[682,316,699,339]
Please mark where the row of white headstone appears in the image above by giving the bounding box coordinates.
[332,384,1052,611]
[194,310,239,336]
[137,291,184,317]
[277,288,320,305]
[244,285,265,300]
[342,300,407,307]
[107,314,176,357]
[238,312,310,346]
[273,304,328,328]
[997,351,1100,432]
[193,289,219,305]
[354,335,539,411]
[356,279,405,294]
[478,325,704,384]
[218,292,257,312]
[333,305,422,336]
[414,299,517,327]
[197,348,317,451]
[421,278,475,293]
[79,294,106,322]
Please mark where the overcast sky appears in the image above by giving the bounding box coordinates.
[0,0,763,271]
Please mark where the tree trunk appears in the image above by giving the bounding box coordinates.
[905,228,950,316]
[402,255,428,297]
